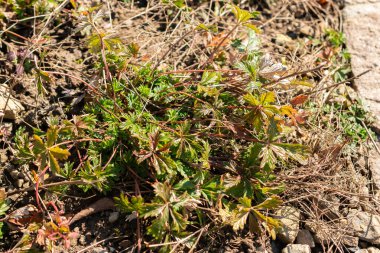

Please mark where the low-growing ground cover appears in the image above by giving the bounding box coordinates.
[0,1,379,252]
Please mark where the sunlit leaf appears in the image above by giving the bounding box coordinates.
[49,147,70,160]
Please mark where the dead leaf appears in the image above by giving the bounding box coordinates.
[290,94,309,106]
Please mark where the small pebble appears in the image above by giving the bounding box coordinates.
[79,235,86,245]
[9,169,19,180]
[119,240,132,248]
[108,211,119,223]
[23,181,30,188]
[16,178,24,188]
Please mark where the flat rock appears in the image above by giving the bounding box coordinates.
[345,0,380,4]
[347,210,380,244]
[356,247,380,253]
[276,206,300,244]
[0,85,24,120]
[369,145,380,190]
[282,244,311,253]
[343,2,380,132]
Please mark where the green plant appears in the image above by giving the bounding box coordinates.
[0,190,10,239]
[1,0,61,18]
[11,4,312,252]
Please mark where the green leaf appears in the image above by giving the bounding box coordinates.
[231,5,253,23]
[243,23,261,34]
[49,152,61,174]
[147,215,168,240]
[289,79,314,88]
[254,196,282,209]
[272,143,309,165]
[115,195,145,214]
[170,209,187,231]
[260,146,277,170]
[200,71,221,85]
[33,135,45,151]
[46,127,59,147]
[260,92,276,104]
[49,147,70,160]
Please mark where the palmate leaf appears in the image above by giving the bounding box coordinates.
[200,71,221,85]
[114,194,145,214]
[225,178,255,199]
[174,121,202,160]
[170,208,187,231]
[232,197,251,231]
[259,145,277,170]
[271,143,309,165]
[48,147,70,160]
[243,92,280,131]
[231,5,253,23]
[244,23,261,34]
[49,152,61,174]
[254,196,282,209]
[233,209,250,231]
[33,135,45,153]
[153,181,171,203]
[46,126,59,148]
[147,215,168,241]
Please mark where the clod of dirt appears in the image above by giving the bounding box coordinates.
[68,198,115,225]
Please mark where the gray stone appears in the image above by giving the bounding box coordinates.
[343,2,380,132]
[108,211,119,223]
[356,247,380,253]
[16,178,24,188]
[281,244,311,253]
[296,230,315,248]
[276,206,300,244]
[92,247,108,253]
[79,235,86,245]
[369,145,380,190]
[275,34,293,46]
[0,84,24,120]
[347,210,380,244]
[346,0,380,5]
[368,247,380,253]
[9,169,19,180]
[299,25,314,37]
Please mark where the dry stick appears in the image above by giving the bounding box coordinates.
[261,62,329,88]
[160,69,243,76]
[200,23,240,69]
[77,235,129,253]
[148,225,208,248]
[152,29,195,72]
[360,119,380,155]
[6,179,102,197]
[44,71,102,95]
[305,68,372,95]
[187,225,208,253]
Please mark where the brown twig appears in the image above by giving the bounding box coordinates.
[6,179,102,197]
[305,68,371,95]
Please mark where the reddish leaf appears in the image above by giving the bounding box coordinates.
[6,205,42,230]
[290,94,308,106]
[208,33,230,47]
